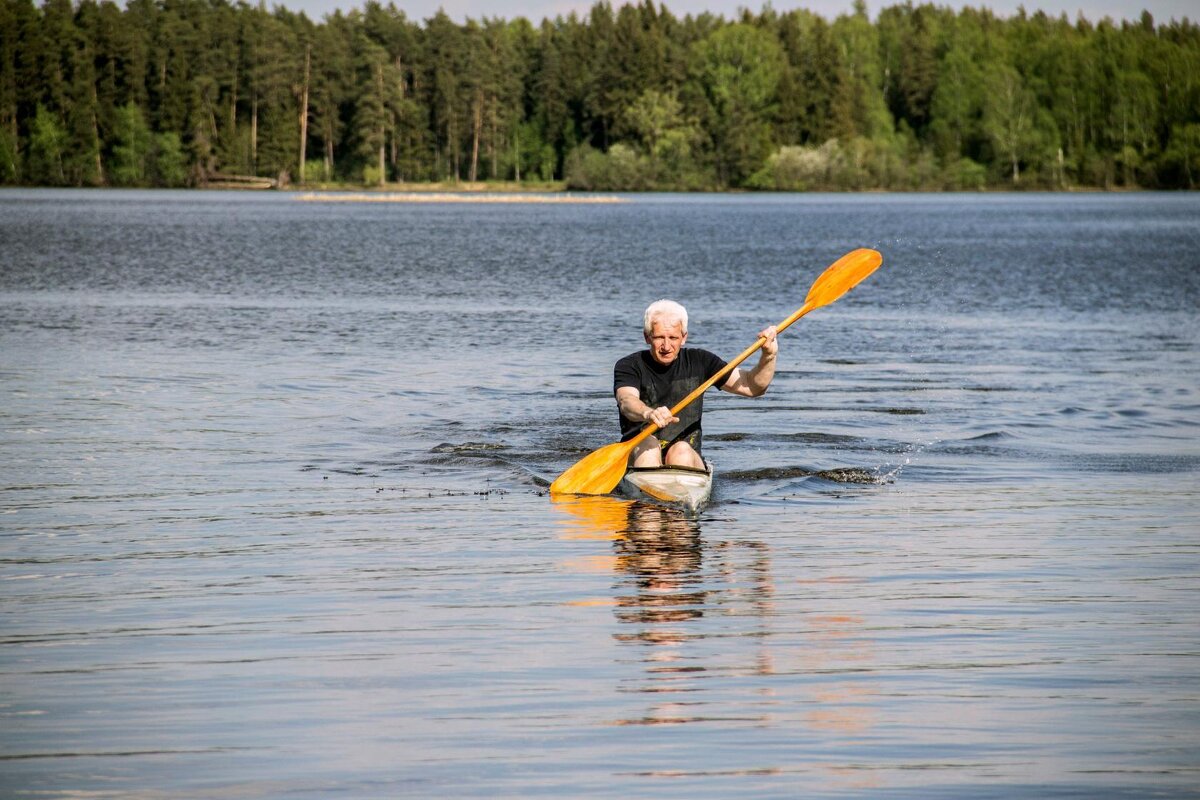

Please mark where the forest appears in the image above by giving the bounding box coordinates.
[2,0,1198,191]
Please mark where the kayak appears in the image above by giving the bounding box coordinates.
[619,462,713,511]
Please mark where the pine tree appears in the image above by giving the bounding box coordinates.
[690,23,785,186]
[109,100,151,185]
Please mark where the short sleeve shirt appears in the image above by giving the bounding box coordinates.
[613,348,729,445]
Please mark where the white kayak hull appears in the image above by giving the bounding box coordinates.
[619,463,713,510]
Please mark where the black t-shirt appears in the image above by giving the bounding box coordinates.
[613,348,729,445]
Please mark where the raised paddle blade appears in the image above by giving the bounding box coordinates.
[549,439,636,496]
[804,248,883,309]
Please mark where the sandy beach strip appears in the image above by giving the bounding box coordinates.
[296,191,625,204]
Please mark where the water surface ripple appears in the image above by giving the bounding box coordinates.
[2,189,1198,798]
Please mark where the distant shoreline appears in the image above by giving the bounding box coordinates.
[0,183,1177,195]
[295,190,625,204]
[290,180,569,194]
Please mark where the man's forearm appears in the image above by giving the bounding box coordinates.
[618,395,652,423]
[746,351,777,395]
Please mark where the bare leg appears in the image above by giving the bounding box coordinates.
[664,440,704,469]
[630,436,664,467]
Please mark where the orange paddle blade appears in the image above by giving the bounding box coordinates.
[549,439,636,496]
[803,248,882,309]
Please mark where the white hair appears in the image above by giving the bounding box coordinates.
[643,299,688,336]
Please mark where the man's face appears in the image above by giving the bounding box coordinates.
[645,318,687,366]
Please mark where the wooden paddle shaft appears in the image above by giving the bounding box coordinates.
[624,299,818,450]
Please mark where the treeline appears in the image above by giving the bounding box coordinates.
[2,0,1199,190]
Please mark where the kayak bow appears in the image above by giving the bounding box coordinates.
[619,462,713,511]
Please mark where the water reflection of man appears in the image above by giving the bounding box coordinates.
[613,504,705,632]
[614,300,779,469]
[552,495,875,739]
[610,501,781,729]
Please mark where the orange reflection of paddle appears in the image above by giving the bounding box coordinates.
[551,493,635,541]
[802,610,877,737]
[560,554,621,574]
[565,597,618,607]
[554,495,636,608]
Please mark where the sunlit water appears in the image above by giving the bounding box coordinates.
[2,189,1198,798]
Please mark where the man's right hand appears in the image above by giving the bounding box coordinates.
[645,406,679,428]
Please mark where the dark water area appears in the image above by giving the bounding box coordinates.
[1,189,1198,798]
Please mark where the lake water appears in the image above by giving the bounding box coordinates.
[1,189,1198,798]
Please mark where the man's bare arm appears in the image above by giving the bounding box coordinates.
[721,325,779,398]
[616,386,678,428]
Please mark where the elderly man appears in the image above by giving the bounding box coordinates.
[614,299,778,469]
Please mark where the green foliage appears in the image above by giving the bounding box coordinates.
[982,63,1037,185]
[1161,123,1200,188]
[0,0,1197,189]
[928,34,984,163]
[0,124,19,183]
[690,23,786,185]
[945,157,988,190]
[565,142,652,190]
[28,104,67,185]
[748,141,840,190]
[622,89,709,188]
[153,132,188,187]
[361,162,383,185]
[514,120,556,183]
[110,102,152,186]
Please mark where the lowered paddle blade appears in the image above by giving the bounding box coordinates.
[549,439,635,496]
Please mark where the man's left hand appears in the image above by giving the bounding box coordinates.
[760,325,779,357]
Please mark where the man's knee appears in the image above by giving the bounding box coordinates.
[665,441,704,469]
[630,436,664,467]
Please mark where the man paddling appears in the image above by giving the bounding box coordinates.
[614,300,779,469]
[551,250,879,497]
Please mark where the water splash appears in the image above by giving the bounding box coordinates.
[724,465,889,485]
[876,437,940,483]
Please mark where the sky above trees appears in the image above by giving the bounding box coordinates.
[276,0,1196,26]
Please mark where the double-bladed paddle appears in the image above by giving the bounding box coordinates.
[549,247,884,497]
